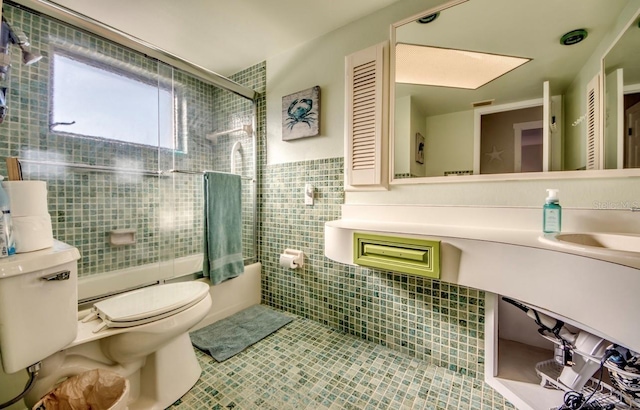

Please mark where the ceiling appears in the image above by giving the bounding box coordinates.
[49,0,403,76]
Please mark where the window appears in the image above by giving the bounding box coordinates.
[51,48,182,150]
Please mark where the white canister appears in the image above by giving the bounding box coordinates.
[12,214,54,253]
[2,181,49,217]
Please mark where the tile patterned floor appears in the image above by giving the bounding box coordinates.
[170,309,514,409]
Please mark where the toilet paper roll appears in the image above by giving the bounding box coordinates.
[12,214,54,253]
[279,254,298,269]
[2,181,49,217]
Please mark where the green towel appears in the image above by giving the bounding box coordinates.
[203,172,244,284]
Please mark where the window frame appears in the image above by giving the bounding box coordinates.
[49,45,187,153]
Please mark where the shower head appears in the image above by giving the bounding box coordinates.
[1,17,42,67]
[0,16,42,124]
[14,31,42,65]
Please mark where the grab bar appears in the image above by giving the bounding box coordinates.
[230,141,242,175]
[164,169,253,181]
[17,159,254,181]
[205,124,253,141]
[19,159,161,176]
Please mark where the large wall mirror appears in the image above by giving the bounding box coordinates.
[390,0,640,183]
[603,9,640,170]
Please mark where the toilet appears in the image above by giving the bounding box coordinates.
[0,241,212,410]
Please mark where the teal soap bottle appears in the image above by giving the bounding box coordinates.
[543,189,561,233]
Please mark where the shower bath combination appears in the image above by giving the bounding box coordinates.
[0,14,42,123]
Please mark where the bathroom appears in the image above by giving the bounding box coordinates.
[1,0,640,409]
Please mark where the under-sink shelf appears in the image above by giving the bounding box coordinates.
[492,338,565,409]
[487,294,640,410]
[535,359,636,409]
[537,330,640,382]
[492,339,636,409]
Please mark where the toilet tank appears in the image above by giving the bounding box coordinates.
[0,241,80,373]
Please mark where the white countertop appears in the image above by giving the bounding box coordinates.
[324,204,640,353]
[327,204,640,270]
[326,218,640,270]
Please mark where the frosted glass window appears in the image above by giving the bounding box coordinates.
[51,52,177,149]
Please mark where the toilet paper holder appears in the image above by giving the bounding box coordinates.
[282,249,304,268]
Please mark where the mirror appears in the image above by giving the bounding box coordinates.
[391,0,634,181]
[604,10,640,169]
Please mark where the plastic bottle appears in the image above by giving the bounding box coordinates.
[543,189,562,233]
[0,176,15,257]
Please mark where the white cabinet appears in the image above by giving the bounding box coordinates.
[344,41,389,190]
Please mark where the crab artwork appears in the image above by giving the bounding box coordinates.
[285,98,316,130]
[282,86,320,141]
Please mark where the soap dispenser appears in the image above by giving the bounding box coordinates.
[0,175,15,257]
[543,189,562,233]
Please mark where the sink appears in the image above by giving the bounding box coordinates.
[539,232,640,257]
[554,233,640,253]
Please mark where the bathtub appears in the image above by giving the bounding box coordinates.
[78,254,262,327]
[192,262,262,329]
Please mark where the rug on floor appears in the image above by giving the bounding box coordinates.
[189,304,293,362]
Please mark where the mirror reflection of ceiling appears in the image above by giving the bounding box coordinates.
[395,0,629,117]
[395,43,530,89]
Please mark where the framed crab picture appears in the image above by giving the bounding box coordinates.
[282,86,320,141]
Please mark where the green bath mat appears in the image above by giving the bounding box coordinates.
[190,304,293,362]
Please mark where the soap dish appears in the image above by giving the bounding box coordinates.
[109,229,136,246]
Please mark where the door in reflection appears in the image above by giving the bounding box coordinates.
[625,101,640,168]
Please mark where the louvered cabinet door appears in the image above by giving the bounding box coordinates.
[345,42,389,190]
[585,74,601,170]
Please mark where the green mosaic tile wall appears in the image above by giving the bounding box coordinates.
[259,158,486,378]
[0,3,256,277]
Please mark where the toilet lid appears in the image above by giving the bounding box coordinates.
[92,281,209,325]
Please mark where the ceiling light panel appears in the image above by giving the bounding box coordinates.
[395,43,530,89]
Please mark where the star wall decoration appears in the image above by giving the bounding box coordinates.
[485,146,504,162]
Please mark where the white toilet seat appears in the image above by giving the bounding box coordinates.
[85,282,210,333]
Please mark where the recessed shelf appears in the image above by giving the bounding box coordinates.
[109,229,136,246]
